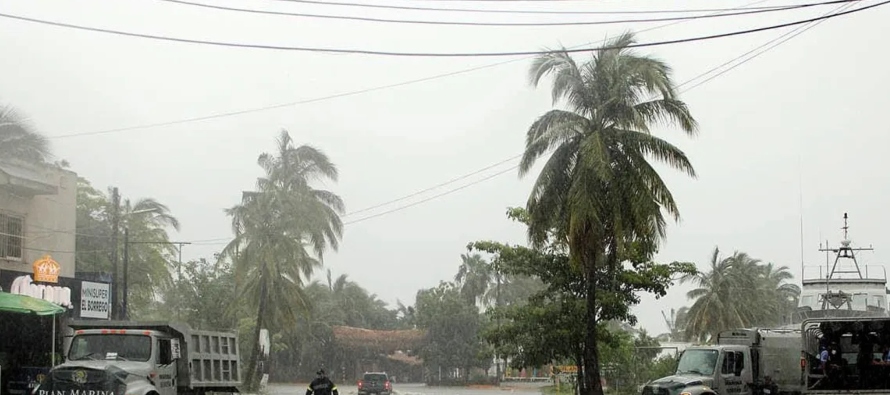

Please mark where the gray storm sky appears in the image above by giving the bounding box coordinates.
[2,0,889,336]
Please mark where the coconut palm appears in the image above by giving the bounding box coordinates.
[454,253,493,306]
[0,104,51,163]
[221,130,344,390]
[682,248,800,342]
[517,31,697,395]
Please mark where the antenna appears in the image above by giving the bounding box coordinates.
[799,157,805,278]
[842,212,849,241]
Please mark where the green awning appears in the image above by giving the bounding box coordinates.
[0,292,65,315]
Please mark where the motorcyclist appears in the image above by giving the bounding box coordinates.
[307,369,339,395]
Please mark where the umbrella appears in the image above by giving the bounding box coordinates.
[0,292,65,315]
[0,292,65,367]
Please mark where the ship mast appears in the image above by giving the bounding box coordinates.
[817,213,875,309]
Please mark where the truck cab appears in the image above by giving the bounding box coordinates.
[34,321,240,395]
[642,328,801,395]
[642,345,750,395]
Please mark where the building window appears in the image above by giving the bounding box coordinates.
[0,213,24,260]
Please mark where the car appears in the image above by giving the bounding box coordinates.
[357,372,392,395]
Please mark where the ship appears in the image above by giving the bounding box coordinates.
[793,213,888,323]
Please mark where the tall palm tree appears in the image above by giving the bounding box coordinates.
[0,104,51,163]
[517,32,697,395]
[221,130,344,390]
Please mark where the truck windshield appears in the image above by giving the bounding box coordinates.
[68,334,152,362]
[676,349,719,376]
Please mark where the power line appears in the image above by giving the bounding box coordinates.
[260,0,799,16]
[679,0,857,92]
[344,165,520,225]
[159,0,852,27]
[1,0,884,58]
[46,0,769,139]
[344,154,521,217]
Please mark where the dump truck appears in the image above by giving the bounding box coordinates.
[34,320,241,395]
[801,317,890,394]
[640,328,802,395]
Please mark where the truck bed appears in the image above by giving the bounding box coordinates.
[187,329,241,389]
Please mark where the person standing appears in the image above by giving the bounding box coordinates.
[306,369,339,395]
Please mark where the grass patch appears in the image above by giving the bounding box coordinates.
[541,385,575,395]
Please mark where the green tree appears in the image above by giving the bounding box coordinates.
[517,32,697,395]
[415,281,489,383]
[73,177,181,317]
[220,130,344,390]
[155,258,238,329]
[0,104,51,163]
[471,208,693,391]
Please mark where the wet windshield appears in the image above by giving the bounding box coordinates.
[677,349,719,376]
[68,334,152,362]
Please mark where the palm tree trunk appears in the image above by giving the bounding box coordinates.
[583,253,604,395]
[245,270,269,391]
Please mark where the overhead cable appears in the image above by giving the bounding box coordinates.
[1,0,885,57]
[45,0,771,139]
[158,0,855,27]
[259,0,802,16]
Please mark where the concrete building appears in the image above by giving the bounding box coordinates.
[0,160,77,278]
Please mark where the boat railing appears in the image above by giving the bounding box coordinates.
[801,264,887,282]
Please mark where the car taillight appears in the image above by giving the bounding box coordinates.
[385,381,391,390]
[358,381,363,388]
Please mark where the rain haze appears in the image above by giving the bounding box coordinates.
[2,0,889,338]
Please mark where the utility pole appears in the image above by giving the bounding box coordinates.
[110,187,121,320]
[495,263,502,385]
[122,228,129,320]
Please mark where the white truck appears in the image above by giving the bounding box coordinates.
[34,320,241,395]
[640,328,802,395]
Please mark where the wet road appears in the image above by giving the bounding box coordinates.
[265,382,549,395]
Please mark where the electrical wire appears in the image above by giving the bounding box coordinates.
[679,0,857,92]
[259,0,801,16]
[344,154,522,217]
[46,0,771,140]
[344,165,519,225]
[1,0,885,58]
[158,0,854,27]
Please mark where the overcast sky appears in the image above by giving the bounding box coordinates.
[2,0,889,336]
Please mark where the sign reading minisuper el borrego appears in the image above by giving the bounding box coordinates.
[80,281,110,319]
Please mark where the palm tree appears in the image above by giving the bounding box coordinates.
[682,247,749,342]
[454,253,493,307]
[119,196,181,315]
[682,248,800,342]
[0,104,51,163]
[517,32,697,395]
[221,130,344,390]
